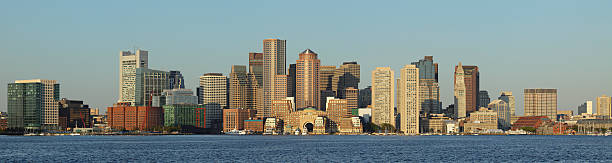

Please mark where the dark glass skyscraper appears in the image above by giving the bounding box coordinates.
[169,71,185,89]
[412,56,441,114]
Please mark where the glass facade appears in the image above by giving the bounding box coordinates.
[8,83,43,129]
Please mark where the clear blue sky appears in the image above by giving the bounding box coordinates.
[1,1,611,115]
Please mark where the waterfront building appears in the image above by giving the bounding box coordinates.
[222,108,256,132]
[412,56,440,114]
[337,117,362,134]
[358,86,372,108]
[398,65,420,135]
[511,116,551,131]
[199,73,228,129]
[107,103,162,131]
[488,100,511,130]
[163,104,206,128]
[8,79,60,130]
[326,97,350,132]
[419,114,451,133]
[168,71,185,89]
[296,49,320,109]
[244,119,264,133]
[272,97,295,119]
[135,68,171,106]
[262,39,287,118]
[577,101,593,115]
[454,63,467,119]
[455,64,479,114]
[229,65,249,109]
[343,87,359,111]
[463,108,498,133]
[478,90,490,108]
[371,67,395,128]
[333,62,360,98]
[264,118,283,135]
[524,89,558,121]
[119,49,148,104]
[283,108,328,134]
[0,115,7,130]
[597,95,612,117]
[58,99,91,129]
[287,64,297,98]
[152,89,198,107]
[498,91,517,123]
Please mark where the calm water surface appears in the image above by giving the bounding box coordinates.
[0,135,610,162]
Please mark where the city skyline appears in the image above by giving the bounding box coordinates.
[1,1,612,115]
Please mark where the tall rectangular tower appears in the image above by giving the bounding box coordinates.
[371,67,395,127]
[262,39,286,118]
[248,52,264,85]
[296,49,320,109]
[412,56,440,114]
[229,65,249,109]
[454,62,467,119]
[333,62,360,98]
[524,88,558,121]
[597,95,612,118]
[200,73,228,129]
[8,79,59,129]
[119,50,148,104]
[398,65,420,135]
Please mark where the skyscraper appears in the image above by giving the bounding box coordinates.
[371,67,395,127]
[343,87,359,111]
[319,65,337,110]
[358,86,372,108]
[455,64,479,114]
[200,73,228,129]
[168,71,185,89]
[488,99,510,130]
[249,52,264,85]
[597,95,611,118]
[119,50,148,104]
[498,91,516,120]
[262,39,286,118]
[412,56,440,114]
[296,49,320,109]
[333,62,360,98]
[135,68,171,106]
[454,62,467,119]
[229,65,249,109]
[578,101,593,115]
[478,90,490,108]
[524,88,558,121]
[287,64,297,98]
[152,89,198,107]
[8,79,60,130]
[398,65,420,135]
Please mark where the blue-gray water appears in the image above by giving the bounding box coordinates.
[0,135,610,162]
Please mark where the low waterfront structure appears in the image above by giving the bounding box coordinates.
[107,103,163,131]
[163,104,206,128]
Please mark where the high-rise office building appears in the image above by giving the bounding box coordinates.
[412,56,440,114]
[229,65,249,109]
[358,86,372,108]
[455,64,479,114]
[200,73,228,129]
[398,65,420,135]
[371,67,395,127]
[524,88,558,121]
[119,50,148,104]
[222,108,256,132]
[334,62,360,98]
[498,91,516,120]
[319,65,337,110]
[246,73,262,112]
[287,64,297,98]
[152,89,198,107]
[478,90,490,108]
[326,97,350,132]
[262,39,287,118]
[135,68,171,106]
[578,101,593,115]
[272,97,295,119]
[597,95,612,117]
[488,100,510,130]
[296,49,320,109]
[8,79,60,130]
[454,63,467,119]
[343,87,359,110]
[249,52,264,85]
[168,71,185,89]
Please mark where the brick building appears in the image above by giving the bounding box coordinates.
[107,102,163,131]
